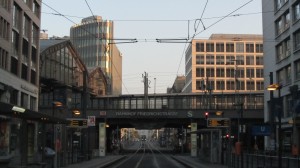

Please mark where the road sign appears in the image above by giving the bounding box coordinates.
[207,118,230,127]
[251,125,271,136]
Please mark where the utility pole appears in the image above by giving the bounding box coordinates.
[142,72,149,109]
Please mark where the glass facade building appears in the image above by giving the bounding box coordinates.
[70,16,122,95]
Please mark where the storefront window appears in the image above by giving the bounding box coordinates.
[0,121,9,156]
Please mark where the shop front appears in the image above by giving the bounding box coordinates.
[0,102,68,167]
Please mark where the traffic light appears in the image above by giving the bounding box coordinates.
[226,134,230,139]
[205,112,208,120]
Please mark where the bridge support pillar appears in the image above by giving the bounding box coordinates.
[191,122,198,157]
[99,122,106,156]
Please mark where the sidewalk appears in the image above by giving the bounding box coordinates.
[172,155,228,168]
[62,155,125,168]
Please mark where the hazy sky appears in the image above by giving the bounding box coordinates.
[41,0,262,94]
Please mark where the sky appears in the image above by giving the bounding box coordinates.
[41,0,263,95]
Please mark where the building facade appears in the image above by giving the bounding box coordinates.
[262,0,300,153]
[0,0,47,166]
[70,16,122,95]
[183,34,264,94]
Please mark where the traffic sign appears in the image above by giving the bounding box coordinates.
[207,118,230,127]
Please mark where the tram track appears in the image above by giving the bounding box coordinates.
[103,141,191,168]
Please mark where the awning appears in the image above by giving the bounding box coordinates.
[0,102,69,124]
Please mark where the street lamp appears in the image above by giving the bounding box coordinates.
[267,83,282,168]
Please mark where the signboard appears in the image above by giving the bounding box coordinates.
[251,125,271,136]
[68,119,87,127]
[87,116,96,126]
[207,118,230,127]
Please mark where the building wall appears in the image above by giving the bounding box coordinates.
[0,0,41,165]
[183,34,264,95]
[111,44,122,95]
[262,0,300,150]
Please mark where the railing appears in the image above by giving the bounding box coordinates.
[229,152,300,168]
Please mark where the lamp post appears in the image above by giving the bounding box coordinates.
[267,83,282,168]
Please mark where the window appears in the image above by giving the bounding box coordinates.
[294,30,300,50]
[32,24,39,46]
[293,2,300,21]
[12,30,19,55]
[33,1,40,18]
[275,11,290,35]
[237,68,244,78]
[196,42,204,52]
[11,56,18,75]
[256,68,264,78]
[256,56,263,65]
[0,17,9,41]
[206,68,215,77]
[23,15,30,38]
[22,39,29,62]
[206,55,214,65]
[275,0,288,11]
[277,68,285,85]
[21,92,28,108]
[256,81,264,90]
[216,55,224,65]
[196,55,204,64]
[207,80,214,90]
[226,43,234,52]
[236,55,244,65]
[226,68,235,78]
[246,55,254,65]
[286,65,291,84]
[246,68,255,78]
[226,55,235,65]
[196,68,204,77]
[295,60,300,80]
[216,68,225,77]
[0,0,10,11]
[196,80,205,90]
[216,81,225,90]
[30,96,37,111]
[236,42,244,53]
[206,43,214,52]
[237,81,245,90]
[246,43,254,53]
[255,43,263,53]
[226,80,235,90]
[31,69,36,84]
[0,47,8,70]
[13,3,21,30]
[21,64,28,80]
[247,80,255,91]
[216,43,224,52]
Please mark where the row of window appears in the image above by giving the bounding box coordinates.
[196,68,264,78]
[195,80,264,91]
[195,42,263,53]
[196,55,263,65]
